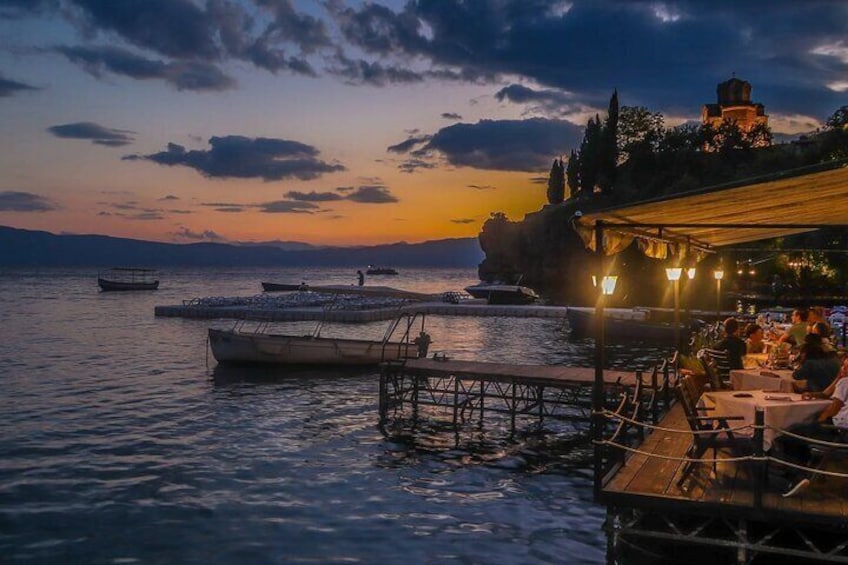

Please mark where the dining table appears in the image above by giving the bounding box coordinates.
[699,390,830,450]
[730,368,795,393]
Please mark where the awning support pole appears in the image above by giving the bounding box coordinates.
[593,220,605,500]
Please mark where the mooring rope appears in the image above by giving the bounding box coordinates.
[765,425,848,449]
[595,438,759,464]
[768,456,848,478]
[598,409,755,435]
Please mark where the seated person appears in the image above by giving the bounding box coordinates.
[744,323,765,353]
[792,334,841,393]
[810,321,835,352]
[714,317,746,370]
[808,306,832,336]
[777,372,848,496]
[778,308,809,348]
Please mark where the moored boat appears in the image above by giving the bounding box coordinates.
[366,266,398,275]
[464,283,539,305]
[98,268,159,291]
[261,282,308,292]
[566,307,691,341]
[208,312,430,366]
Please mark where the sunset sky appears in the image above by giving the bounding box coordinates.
[1,0,846,246]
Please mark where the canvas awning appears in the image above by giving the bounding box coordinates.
[573,160,848,258]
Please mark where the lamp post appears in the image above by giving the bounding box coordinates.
[714,268,724,322]
[666,267,682,351]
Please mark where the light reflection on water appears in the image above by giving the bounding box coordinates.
[0,267,668,563]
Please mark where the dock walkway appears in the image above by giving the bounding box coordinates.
[380,359,645,435]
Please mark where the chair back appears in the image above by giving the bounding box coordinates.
[702,348,731,389]
[676,374,709,433]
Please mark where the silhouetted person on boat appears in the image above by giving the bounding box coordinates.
[357,270,364,286]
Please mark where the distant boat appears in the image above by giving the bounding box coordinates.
[464,283,539,305]
[208,312,430,366]
[566,307,689,341]
[366,266,398,275]
[262,282,308,292]
[98,268,159,291]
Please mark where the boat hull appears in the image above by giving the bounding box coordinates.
[97,278,159,291]
[261,282,306,292]
[566,307,686,342]
[464,284,539,304]
[208,328,420,365]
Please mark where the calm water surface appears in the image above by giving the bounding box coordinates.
[0,267,665,564]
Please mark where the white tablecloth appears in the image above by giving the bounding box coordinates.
[730,369,795,393]
[700,390,830,450]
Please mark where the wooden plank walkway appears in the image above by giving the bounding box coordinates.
[401,358,640,387]
[602,403,848,524]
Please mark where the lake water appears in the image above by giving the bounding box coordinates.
[0,267,667,564]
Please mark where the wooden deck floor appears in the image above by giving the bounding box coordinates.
[603,403,848,524]
[401,358,640,387]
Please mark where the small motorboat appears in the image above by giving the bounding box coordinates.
[208,312,431,366]
[566,307,691,342]
[463,283,539,305]
[366,266,398,275]
[261,282,308,292]
[98,268,159,291]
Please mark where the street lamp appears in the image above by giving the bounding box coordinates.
[593,275,619,296]
[666,267,682,350]
[714,268,724,321]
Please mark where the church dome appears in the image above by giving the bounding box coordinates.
[717,77,752,105]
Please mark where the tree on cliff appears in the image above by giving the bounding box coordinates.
[598,89,619,194]
[566,150,579,199]
[546,158,565,204]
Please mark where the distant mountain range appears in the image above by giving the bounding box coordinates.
[0,226,484,268]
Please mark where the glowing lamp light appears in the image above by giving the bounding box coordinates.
[592,275,618,295]
[686,267,696,280]
[714,269,724,281]
[665,267,683,281]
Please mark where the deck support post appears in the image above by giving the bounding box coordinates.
[593,220,606,500]
[753,408,765,509]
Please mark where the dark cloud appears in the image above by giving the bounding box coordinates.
[168,209,192,214]
[441,112,462,120]
[450,218,476,224]
[333,1,848,120]
[68,0,219,59]
[47,121,135,146]
[495,84,581,116]
[528,176,548,184]
[212,207,245,213]
[328,51,425,86]
[387,135,432,154]
[200,201,246,213]
[345,185,398,203]
[398,158,436,174]
[467,184,495,190]
[173,226,224,241]
[159,194,179,201]
[126,135,345,181]
[0,191,58,212]
[257,200,319,213]
[125,211,164,220]
[285,190,344,202]
[392,118,584,172]
[0,73,39,97]
[0,0,57,18]
[253,0,332,54]
[56,45,236,91]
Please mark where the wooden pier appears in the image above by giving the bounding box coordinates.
[379,358,648,436]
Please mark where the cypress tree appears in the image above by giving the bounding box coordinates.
[566,150,579,199]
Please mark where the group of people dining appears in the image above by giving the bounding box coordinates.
[708,307,848,494]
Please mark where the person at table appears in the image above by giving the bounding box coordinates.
[802,356,848,399]
[792,333,841,393]
[715,317,746,370]
[777,308,809,348]
[744,323,766,354]
[810,321,836,352]
[776,371,848,496]
[808,306,831,336]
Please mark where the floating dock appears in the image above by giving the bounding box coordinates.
[155,300,572,321]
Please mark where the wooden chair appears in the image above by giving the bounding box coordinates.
[675,374,753,488]
[705,348,733,384]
